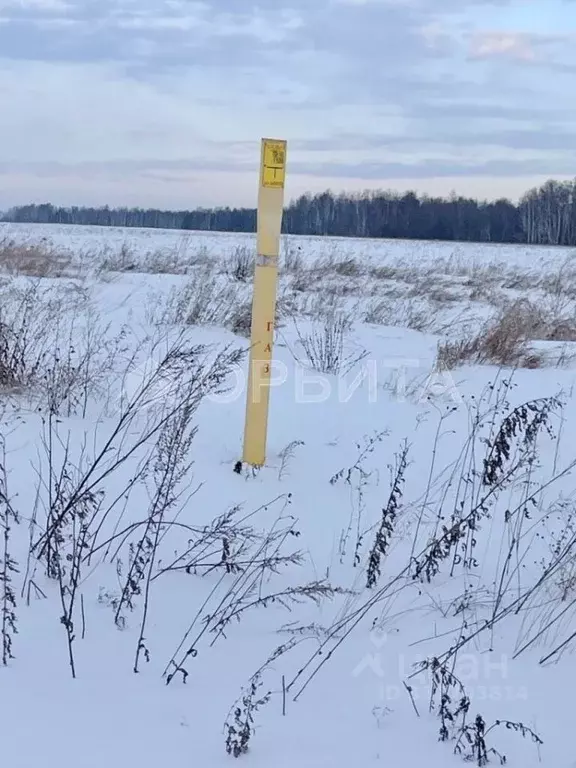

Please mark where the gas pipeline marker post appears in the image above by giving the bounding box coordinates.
[241,138,287,467]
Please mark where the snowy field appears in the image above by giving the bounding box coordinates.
[0,222,576,768]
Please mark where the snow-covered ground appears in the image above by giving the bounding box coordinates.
[0,222,575,768]
[1,219,574,274]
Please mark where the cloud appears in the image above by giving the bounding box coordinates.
[469,31,537,59]
[289,156,576,180]
[0,0,574,207]
[0,0,70,9]
[295,125,576,153]
[468,29,575,62]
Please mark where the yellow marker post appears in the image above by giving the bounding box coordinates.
[242,138,287,467]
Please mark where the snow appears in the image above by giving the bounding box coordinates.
[0,222,575,768]
[1,219,574,274]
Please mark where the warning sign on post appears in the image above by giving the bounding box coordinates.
[262,139,286,188]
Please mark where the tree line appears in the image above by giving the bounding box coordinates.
[3,178,576,246]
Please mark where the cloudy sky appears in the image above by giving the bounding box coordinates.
[0,0,574,208]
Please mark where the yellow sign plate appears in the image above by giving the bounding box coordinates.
[262,139,286,188]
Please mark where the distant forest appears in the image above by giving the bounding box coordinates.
[3,178,576,246]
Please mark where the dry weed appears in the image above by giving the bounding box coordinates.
[228,300,253,337]
[437,302,544,369]
[294,311,367,375]
[221,246,252,282]
[0,279,120,413]
[468,283,507,307]
[538,255,576,298]
[330,255,364,277]
[278,288,356,325]
[151,269,249,330]
[363,297,432,332]
[409,281,464,304]
[0,239,73,278]
[282,241,305,273]
[503,298,576,342]
[369,264,404,281]
[291,263,326,294]
[101,239,212,275]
